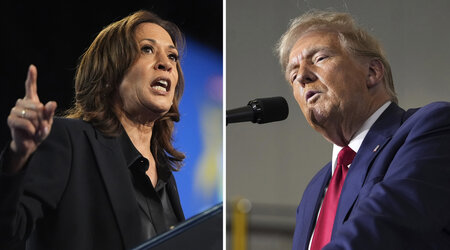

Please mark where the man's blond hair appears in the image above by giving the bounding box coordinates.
[276,10,397,103]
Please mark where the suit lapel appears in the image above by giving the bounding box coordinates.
[334,131,389,228]
[298,163,331,250]
[167,174,185,221]
[86,129,145,249]
[333,103,406,232]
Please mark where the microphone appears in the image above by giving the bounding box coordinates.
[226,96,289,125]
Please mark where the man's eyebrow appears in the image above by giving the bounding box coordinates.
[287,46,333,71]
[139,38,177,50]
[307,46,332,57]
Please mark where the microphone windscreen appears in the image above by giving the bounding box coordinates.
[252,96,289,124]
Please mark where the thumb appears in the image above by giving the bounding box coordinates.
[38,101,57,140]
[43,101,57,120]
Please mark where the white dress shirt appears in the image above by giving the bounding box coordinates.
[331,101,391,174]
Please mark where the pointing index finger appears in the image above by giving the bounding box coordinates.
[24,64,40,102]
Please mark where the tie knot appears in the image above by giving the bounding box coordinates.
[337,146,356,167]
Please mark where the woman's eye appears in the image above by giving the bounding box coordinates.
[168,53,178,62]
[141,45,154,54]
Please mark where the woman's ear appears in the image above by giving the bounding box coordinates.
[366,59,384,88]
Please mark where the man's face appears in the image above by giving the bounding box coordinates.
[286,31,371,144]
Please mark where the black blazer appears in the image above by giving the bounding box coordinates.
[0,118,185,250]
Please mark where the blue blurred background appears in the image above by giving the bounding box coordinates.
[174,39,223,219]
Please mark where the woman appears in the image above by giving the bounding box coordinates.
[1,10,186,249]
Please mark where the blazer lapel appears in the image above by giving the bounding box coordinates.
[333,103,406,232]
[167,174,185,221]
[297,163,331,250]
[86,129,145,249]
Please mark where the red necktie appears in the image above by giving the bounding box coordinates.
[310,146,356,250]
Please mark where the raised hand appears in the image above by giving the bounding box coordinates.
[6,65,57,173]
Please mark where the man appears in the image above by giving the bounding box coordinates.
[276,10,450,249]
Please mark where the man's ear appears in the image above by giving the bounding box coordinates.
[367,59,384,88]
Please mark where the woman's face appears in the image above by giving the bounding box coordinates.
[118,22,179,122]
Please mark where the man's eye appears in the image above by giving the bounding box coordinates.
[291,74,297,84]
[141,45,154,54]
[315,55,328,63]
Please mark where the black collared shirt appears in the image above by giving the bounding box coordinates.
[118,131,179,239]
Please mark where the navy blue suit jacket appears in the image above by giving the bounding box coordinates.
[292,102,450,249]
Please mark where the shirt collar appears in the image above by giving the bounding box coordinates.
[117,129,172,183]
[118,129,142,168]
[331,101,391,174]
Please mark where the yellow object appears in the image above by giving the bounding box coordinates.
[232,198,252,250]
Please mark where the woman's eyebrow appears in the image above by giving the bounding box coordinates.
[139,38,176,50]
